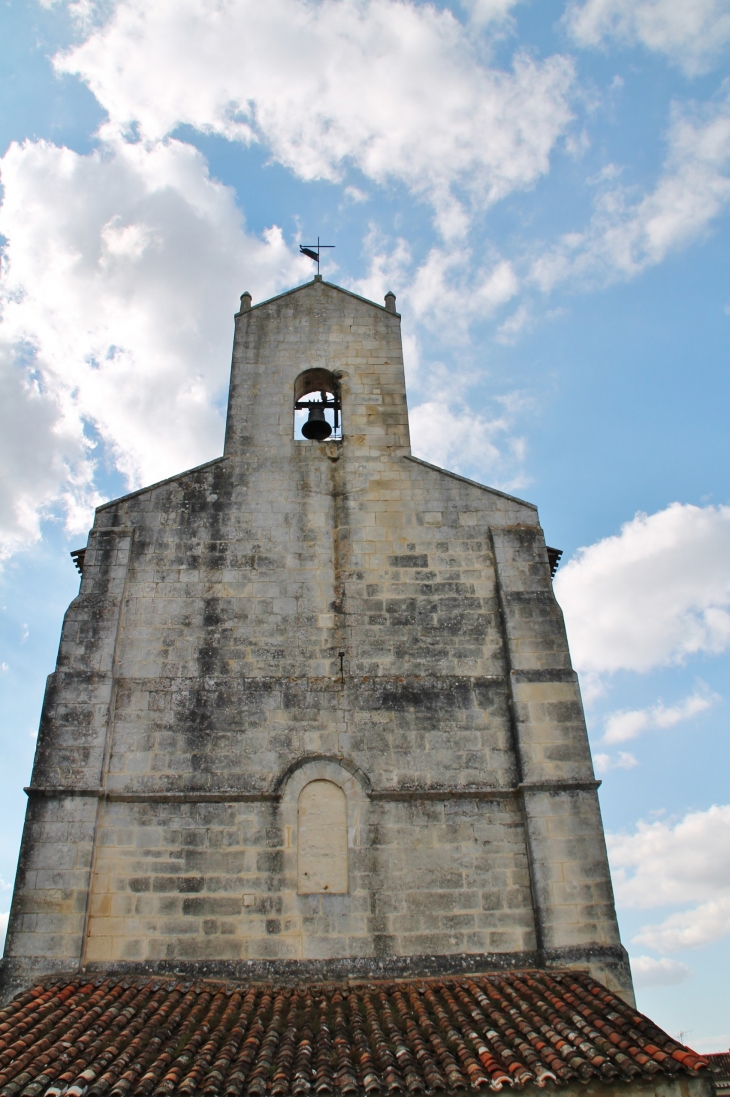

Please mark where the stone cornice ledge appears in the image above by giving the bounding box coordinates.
[25,778,600,802]
[75,942,627,983]
[24,787,277,803]
[518,779,601,793]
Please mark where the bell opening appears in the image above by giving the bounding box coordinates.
[294,370,342,442]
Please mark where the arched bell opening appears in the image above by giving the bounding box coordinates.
[294,368,342,442]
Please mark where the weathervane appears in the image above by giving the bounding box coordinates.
[299,237,335,275]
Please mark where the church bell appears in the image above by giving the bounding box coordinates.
[301,403,332,441]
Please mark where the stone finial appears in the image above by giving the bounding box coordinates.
[384,291,396,313]
[239,292,252,312]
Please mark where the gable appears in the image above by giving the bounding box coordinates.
[244,275,398,316]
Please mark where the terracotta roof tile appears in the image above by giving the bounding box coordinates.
[707,1053,730,1080]
[0,971,709,1096]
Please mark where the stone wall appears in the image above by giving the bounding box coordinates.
[81,768,534,966]
[1,278,631,1004]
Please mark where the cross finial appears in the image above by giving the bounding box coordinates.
[299,237,335,275]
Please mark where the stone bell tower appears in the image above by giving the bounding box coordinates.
[0,275,633,1004]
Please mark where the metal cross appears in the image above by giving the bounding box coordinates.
[300,237,335,274]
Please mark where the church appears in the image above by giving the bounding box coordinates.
[0,277,712,1097]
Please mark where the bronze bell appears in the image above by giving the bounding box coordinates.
[302,404,332,441]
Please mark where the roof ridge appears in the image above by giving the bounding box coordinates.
[239,277,400,317]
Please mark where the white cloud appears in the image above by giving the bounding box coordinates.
[349,233,522,339]
[531,90,730,289]
[634,896,730,952]
[459,0,522,29]
[0,340,99,559]
[408,248,520,330]
[0,912,7,950]
[409,399,527,488]
[608,804,730,951]
[496,303,531,344]
[55,0,575,238]
[351,77,730,311]
[630,955,692,987]
[348,229,414,315]
[593,750,638,774]
[343,186,368,205]
[566,0,730,76]
[603,686,720,744]
[554,503,730,684]
[0,134,306,558]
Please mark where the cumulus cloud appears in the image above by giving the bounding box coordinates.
[350,233,522,337]
[55,0,575,238]
[348,235,532,477]
[603,686,720,744]
[565,0,730,76]
[348,230,414,317]
[496,303,531,344]
[630,955,692,987]
[408,249,520,330]
[456,0,522,28]
[0,339,99,559]
[593,750,638,774]
[343,186,368,205]
[409,399,528,488]
[554,503,730,686]
[531,90,730,289]
[634,896,730,953]
[0,134,306,557]
[608,804,730,951]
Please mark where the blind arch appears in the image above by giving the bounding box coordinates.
[297,780,348,894]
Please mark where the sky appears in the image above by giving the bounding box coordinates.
[1,0,729,1047]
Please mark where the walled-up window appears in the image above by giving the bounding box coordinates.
[294,368,342,441]
[297,780,348,893]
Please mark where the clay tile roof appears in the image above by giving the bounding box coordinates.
[0,970,709,1096]
[707,1053,730,1082]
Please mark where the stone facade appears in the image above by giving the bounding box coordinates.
[0,276,632,1004]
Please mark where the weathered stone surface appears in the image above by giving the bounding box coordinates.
[1,278,632,1004]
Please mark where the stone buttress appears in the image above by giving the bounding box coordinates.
[0,277,633,1004]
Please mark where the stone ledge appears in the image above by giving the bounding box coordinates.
[519,780,601,794]
[76,943,628,984]
[0,944,634,1006]
[24,779,601,804]
[511,668,578,683]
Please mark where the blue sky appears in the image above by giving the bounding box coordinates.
[1,0,730,1045]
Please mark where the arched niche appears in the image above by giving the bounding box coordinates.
[297,780,348,894]
[276,757,369,904]
[294,368,342,441]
